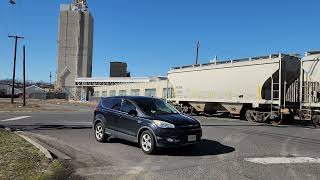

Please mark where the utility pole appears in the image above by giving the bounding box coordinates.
[8,35,24,104]
[23,45,26,106]
[49,71,52,91]
[195,41,200,64]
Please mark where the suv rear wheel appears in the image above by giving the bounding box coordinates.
[311,115,320,128]
[95,122,107,142]
[140,130,156,155]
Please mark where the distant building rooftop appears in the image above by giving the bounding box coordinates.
[75,76,167,87]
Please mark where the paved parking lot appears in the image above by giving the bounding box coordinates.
[1,112,320,180]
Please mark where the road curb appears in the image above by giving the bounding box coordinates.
[21,132,72,160]
[15,131,53,159]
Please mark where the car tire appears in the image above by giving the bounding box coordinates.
[95,122,107,142]
[140,130,156,155]
[311,115,320,128]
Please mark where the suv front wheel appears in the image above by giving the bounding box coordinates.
[140,130,156,155]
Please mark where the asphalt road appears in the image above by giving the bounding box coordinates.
[1,111,320,180]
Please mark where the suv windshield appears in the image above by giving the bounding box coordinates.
[134,98,179,116]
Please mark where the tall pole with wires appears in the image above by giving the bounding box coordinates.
[23,45,26,106]
[49,71,52,91]
[195,41,200,65]
[8,35,24,104]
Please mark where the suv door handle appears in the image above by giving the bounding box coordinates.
[137,120,142,124]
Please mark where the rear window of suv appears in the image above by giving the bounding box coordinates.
[101,98,121,110]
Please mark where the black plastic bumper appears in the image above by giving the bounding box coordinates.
[154,127,202,147]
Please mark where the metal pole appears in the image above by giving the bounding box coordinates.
[8,35,24,103]
[195,41,199,64]
[8,36,24,104]
[166,78,169,102]
[11,37,17,104]
[49,71,52,91]
[279,57,282,119]
[23,45,26,106]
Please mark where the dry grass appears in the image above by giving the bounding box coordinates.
[0,98,97,112]
[0,129,71,180]
[0,100,41,112]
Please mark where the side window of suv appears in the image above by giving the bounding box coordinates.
[121,100,136,113]
[102,98,121,111]
[111,99,121,111]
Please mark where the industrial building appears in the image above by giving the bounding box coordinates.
[0,84,21,98]
[75,76,173,100]
[56,0,93,100]
[110,62,130,77]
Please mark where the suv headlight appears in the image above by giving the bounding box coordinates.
[153,120,175,129]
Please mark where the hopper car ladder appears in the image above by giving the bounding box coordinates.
[271,59,283,120]
[270,77,280,119]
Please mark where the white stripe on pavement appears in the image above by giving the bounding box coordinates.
[245,157,320,164]
[1,116,31,122]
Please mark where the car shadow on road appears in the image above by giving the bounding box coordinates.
[107,138,235,156]
[201,124,271,127]
[107,137,141,148]
[156,139,235,156]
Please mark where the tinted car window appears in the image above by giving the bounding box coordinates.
[101,98,112,108]
[120,100,136,113]
[102,98,121,110]
[111,99,121,110]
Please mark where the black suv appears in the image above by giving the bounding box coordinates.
[93,96,202,154]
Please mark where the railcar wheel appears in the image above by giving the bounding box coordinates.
[271,118,283,126]
[245,110,255,123]
[311,115,320,128]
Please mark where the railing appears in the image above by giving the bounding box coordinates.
[170,53,287,70]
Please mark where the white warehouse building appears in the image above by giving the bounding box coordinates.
[75,76,174,100]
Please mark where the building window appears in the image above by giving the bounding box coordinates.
[145,88,156,97]
[102,91,108,97]
[162,88,173,99]
[119,90,127,96]
[131,89,140,96]
[93,91,100,97]
[109,90,116,97]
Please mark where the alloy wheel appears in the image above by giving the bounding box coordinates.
[141,134,152,152]
[95,124,104,140]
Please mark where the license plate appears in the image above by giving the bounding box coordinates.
[188,135,197,142]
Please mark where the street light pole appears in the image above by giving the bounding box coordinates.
[8,35,24,104]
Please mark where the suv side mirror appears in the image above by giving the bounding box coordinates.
[128,110,138,116]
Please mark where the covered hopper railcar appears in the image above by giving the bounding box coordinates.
[167,53,320,126]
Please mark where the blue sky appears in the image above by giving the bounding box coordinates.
[0,0,319,82]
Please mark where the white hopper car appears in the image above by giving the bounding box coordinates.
[167,52,320,127]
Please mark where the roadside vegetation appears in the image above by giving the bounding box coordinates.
[0,129,72,180]
[0,98,97,112]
